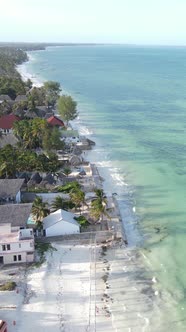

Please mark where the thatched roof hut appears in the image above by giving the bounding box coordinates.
[0,133,18,148]
[0,203,32,228]
[27,172,42,188]
[15,95,27,102]
[40,173,56,189]
[69,155,82,166]
[71,146,82,156]
[0,95,12,102]
[17,172,30,183]
[0,179,24,202]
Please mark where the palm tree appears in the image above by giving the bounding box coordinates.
[51,195,71,212]
[70,188,85,214]
[31,196,50,225]
[90,188,110,222]
[63,167,72,178]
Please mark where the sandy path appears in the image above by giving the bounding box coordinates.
[16,242,96,332]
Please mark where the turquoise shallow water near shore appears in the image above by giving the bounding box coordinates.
[21,45,186,330]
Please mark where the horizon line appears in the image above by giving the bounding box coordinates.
[0,41,186,48]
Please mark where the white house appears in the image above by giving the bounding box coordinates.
[0,224,34,265]
[0,179,24,204]
[43,209,80,237]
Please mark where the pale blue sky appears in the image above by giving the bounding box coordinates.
[0,0,186,45]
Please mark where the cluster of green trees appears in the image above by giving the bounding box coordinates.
[31,186,111,227]
[0,145,61,178]
[0,47,28,99]
[0,47,28,76]
[0,76,26,100]
[26,81,61,109]
[13,118,64,151]
[31,186,85,225]
[0,46,78,126]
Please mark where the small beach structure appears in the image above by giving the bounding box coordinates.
[24,110,38,119]
[47,115,65,127]
[0,178,24,204]
[0,113,20,134]
[43,209,80,237]
[69,155,82,166]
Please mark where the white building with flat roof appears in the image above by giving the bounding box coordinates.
[0,224,34,265]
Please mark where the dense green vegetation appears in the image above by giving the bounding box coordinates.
[57,181,81,193]
[0,145,61,178]
[51,195,75,212]
[0,47,28,99]
[13,118,64,150]
[75,215,89,226]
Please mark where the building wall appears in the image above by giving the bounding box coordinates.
[12,226,25,232]
[2,251,34,264]
[0,224,11,233]
[0,231,34,264]
[0,239,34,253]
[0,128,12,134]
[46,220,80,237]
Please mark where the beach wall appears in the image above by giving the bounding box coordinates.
[38,230,118,244]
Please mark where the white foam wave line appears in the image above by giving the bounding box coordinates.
[96,161,112,167]
[27,53,36,62]
[71,118,94,136]
[17,64,43,87]
[97,163,129,189]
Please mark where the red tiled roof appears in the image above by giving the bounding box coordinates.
[0,114,20,130]
[47,116,65,127]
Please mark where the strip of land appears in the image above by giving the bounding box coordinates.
[0,46,158,332]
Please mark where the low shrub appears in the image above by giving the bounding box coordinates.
[57,181,80,193]
[75,215,89,226]
[0,281,16,291]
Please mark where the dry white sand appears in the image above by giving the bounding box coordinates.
[0,241,158,332]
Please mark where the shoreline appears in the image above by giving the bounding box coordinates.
[17,54,127,243]
[14,52,166,331]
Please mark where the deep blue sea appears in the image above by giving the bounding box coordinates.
[20,45,186,331]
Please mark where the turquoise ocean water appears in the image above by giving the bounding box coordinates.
[22,45,186,330]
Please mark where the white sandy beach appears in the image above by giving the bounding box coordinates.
[0,239,159,332]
